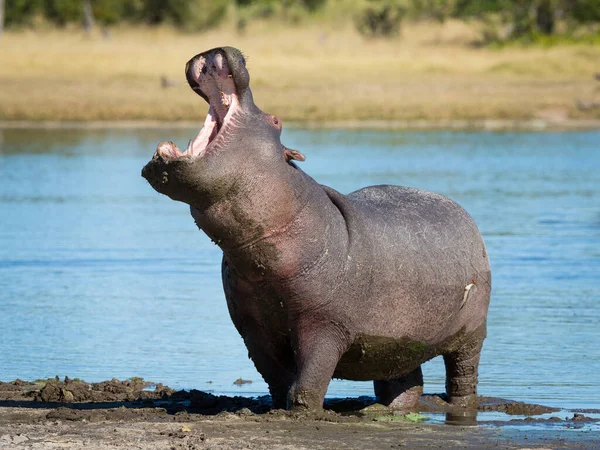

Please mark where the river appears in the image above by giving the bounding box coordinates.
[1,127,598,410]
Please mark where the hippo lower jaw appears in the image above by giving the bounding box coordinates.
[154,49,241,161]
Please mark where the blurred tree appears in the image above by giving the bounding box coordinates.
[411,0,458,23]
[506,0,559,38]
[0,0,5,37]
[164,0,229,31]
[128,0,229,30]
[569,0,600,22]
[5,0,43,26]
[93,0,130,25]
[1,0,599,38]
[301,0,327,11]
[451,0,600,41]
[536,0,556,34]
[83,0,94,32]
[121,0,147,22]
[141,0,169,24]
[355,0,406,37]
[44,0,82,26]
[453,0,504,17]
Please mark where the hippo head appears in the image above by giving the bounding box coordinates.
[141,47,304,212]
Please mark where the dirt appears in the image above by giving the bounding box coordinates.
[1,378,598,449]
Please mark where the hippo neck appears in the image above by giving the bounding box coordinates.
[192,167,349,282]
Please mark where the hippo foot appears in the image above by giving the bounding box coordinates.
[443,324,486,409]
[374,366,424,409]
[286,386,324,411]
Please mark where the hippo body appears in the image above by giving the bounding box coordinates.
[143,47,491,410]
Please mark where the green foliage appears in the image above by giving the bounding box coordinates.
[453,0,505,17]
[3,0,600,39]
[5,0,229,30]
[410,0,457,22]
[121,0,147,22]
[501,0,561,38]
[5,0,43,26]
[571,0,600,22]
[93,0,126,25]
[460,0,600,44]
[164,0,229,31]
[300,0,327,11]
[44,0,82,26]
[355,0,407,37]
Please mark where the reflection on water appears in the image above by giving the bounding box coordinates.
[444,410,478,426]
[0,127,599,410]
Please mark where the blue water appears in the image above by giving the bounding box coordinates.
[0,127,598,410]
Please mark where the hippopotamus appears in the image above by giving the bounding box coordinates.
[142,47,491,411]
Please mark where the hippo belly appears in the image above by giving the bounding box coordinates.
[334,334,441,381]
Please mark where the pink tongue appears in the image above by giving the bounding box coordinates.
[184,107,217,157]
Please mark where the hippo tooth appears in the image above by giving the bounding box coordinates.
[221,91,230,107]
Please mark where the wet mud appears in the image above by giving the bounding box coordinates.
[1,378,598,449]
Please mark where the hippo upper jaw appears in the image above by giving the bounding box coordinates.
[142,46,284,211]
[152,47,249,162]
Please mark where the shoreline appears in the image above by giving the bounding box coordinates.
[1,118,600,132]
[1,378,599,449]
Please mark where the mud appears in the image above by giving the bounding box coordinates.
[1,378,598,449]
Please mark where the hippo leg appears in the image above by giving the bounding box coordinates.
[258,359,292,409]
[287,330,345,410]
[374,366,423,409]
[443,325,486,407]
[246,347,294,409]
[267,381,291,409]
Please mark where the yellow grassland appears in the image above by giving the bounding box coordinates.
[1,20,599,127]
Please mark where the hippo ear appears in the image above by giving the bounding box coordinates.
[283,146,306,163]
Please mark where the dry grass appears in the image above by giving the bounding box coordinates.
[0,20,599,124]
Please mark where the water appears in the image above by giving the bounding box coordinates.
[1,127,598,411]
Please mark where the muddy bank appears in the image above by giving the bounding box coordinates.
[0,377,562,417]
[1,378,598,449]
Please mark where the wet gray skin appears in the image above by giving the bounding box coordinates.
[141,47,491,411]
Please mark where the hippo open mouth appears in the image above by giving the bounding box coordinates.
[155,49,240,160]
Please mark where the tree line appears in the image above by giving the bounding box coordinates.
[1,0,599,41]
[1,0,230,31]
[357,0,600,40]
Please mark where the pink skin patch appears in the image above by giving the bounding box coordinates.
[156,51,239,160]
